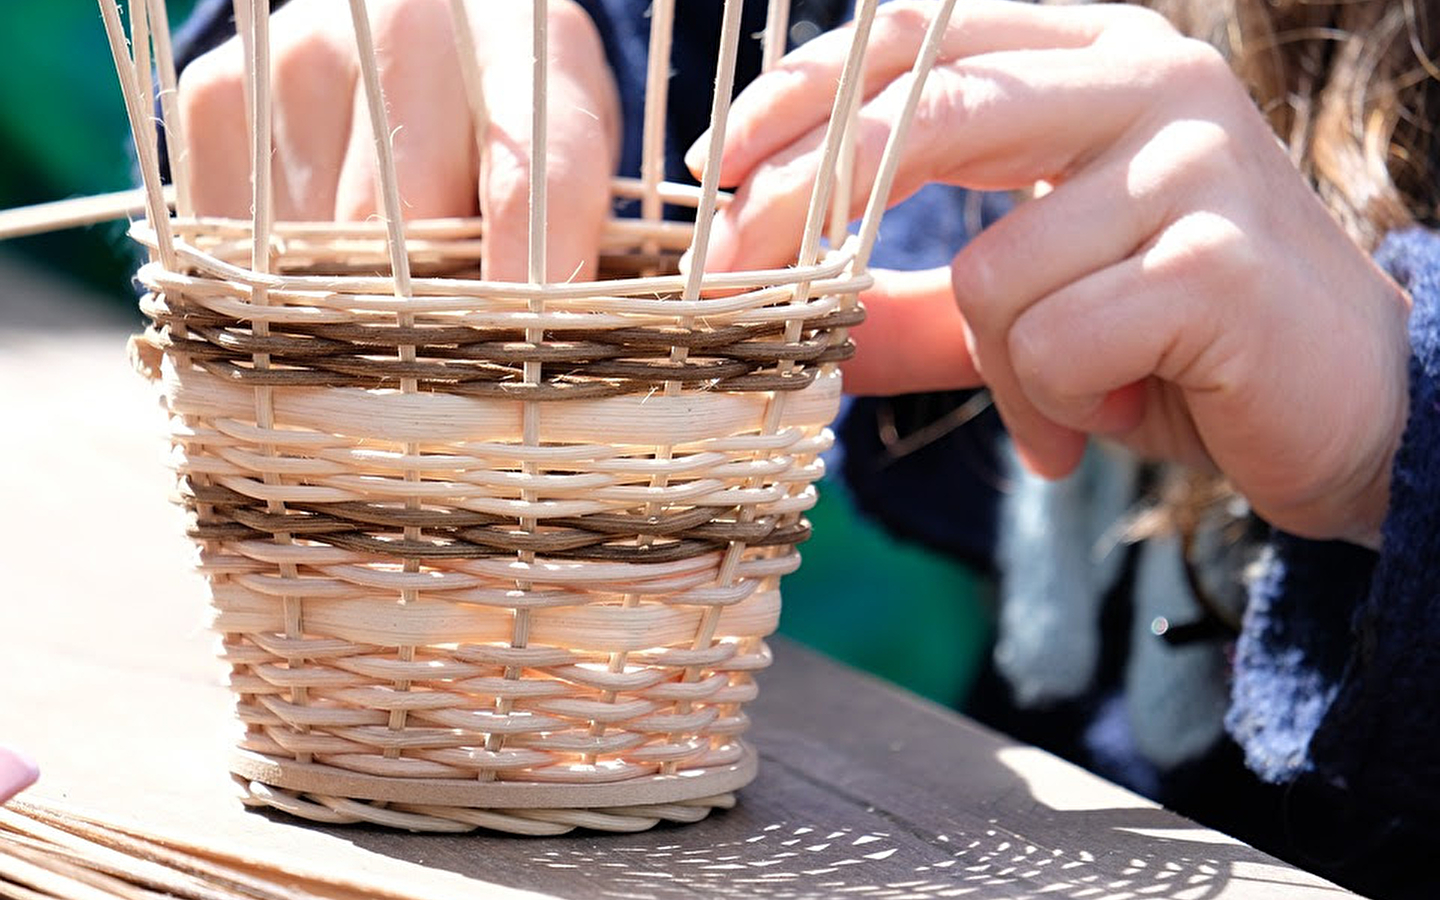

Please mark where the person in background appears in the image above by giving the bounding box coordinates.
[172,1,1439,896]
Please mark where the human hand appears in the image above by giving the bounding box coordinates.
[0,746,38,803]
[178,0,620,282]
[694,0,1412,546]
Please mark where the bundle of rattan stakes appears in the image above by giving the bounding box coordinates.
[98,0,956,833]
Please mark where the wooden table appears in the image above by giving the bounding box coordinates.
[0,258,1353,899]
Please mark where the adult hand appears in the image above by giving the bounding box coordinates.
[0,746,37,803]
[179,0,620,282]
[694,0,1412,546]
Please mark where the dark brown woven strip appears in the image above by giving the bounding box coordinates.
[296,502,507,529]
[548,507,718,536]
[579,358,757,382]
[149,294,863,399]
[186,491,812,562]
[711,369,817,392]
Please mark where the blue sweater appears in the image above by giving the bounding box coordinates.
[1226,230,1440,889]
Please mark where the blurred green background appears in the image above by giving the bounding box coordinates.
[0,0,990,707]
[0,2,198,306]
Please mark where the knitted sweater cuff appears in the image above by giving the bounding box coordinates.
[1227,228,1440,824]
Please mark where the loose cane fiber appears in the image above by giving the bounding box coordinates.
[98,0,958,833]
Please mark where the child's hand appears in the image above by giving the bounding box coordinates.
[178,0,620,282]
[694,0,1412,547]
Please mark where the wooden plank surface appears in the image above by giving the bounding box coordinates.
[0,258,1354,899]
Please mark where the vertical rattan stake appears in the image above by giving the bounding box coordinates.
[829,64,864,248]
[344,0,426,756]
[482,0,552,774]
[763,0,792,72]
[759,0,878,433]
[96,0,175,270]
[146,0,192,219]
[657,0,750,777]
[640,0,675,241]
[600,0,680,758]
[854,0,958,271]
[236,0,317,762]
[449,0,489,214]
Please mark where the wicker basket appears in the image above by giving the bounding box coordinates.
[100,0,953,833]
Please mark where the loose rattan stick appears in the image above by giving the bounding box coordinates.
[0,810,238,900]
[854,0,958,271]
[0,800,412,900]
[146,0,192,219]
[0,186,173,241]
[0,176,722,243]
[96,0,175,269]
[0,846,144,900]
[762,0,791,72]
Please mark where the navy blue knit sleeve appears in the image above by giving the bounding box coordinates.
[1227,228,1440,829]
[1308,229,1440,819]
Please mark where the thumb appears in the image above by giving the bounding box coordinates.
[842,266,984,396]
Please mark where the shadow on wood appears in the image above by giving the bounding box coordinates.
[292,646,1347,900]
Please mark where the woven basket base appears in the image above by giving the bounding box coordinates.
[231,742,757,834]
[237,779,738,835]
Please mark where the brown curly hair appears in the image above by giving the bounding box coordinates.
[1150,0,1440,247]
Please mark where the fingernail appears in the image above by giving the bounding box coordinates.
[0,746,39,802]
[684,130,711,179]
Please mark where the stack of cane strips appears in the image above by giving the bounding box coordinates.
[101,0,958,833]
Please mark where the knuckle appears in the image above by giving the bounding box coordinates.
[1167,37,1233,88]
[371,0,446,35]
[272,28,350,86]
[1154,211,1260,292]
[546,0,609,72]
[876,2,934,44]
[1102,4,1177,40]
[547,0,599,40]
[949,246,1005,333]
[1006,312,1062,397]
[483,148,531,217]
[177,45,244,119]
[1133,118,1238,196]
[1008,307,1103,429]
